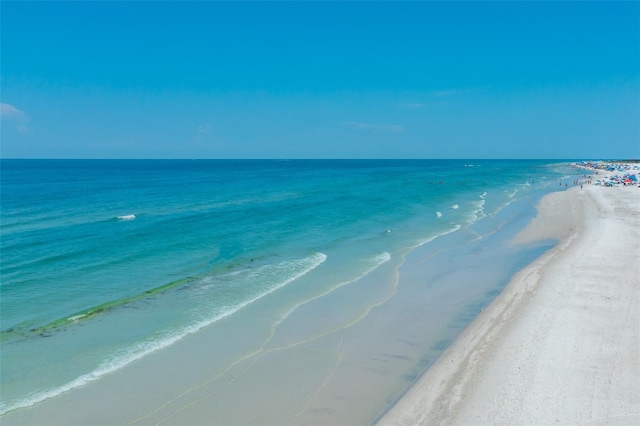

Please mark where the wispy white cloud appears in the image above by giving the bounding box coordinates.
[0,103,30,133]
[194,123,212,141]
[344,121,405,132]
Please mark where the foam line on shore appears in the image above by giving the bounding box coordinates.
[379,183,640,425]
[0,253,327,416]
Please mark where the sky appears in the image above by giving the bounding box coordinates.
[1,1,639,159]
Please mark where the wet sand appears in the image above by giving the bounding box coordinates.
[380,184,640,425]
[4,167,637,426]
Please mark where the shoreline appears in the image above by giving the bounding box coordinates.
[379,182,640,424]
[1,162,574,425]
[3,161,636,425]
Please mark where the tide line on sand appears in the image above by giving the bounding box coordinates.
[379,173,640,425]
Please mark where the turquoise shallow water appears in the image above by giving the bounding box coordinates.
[0,159,576,417]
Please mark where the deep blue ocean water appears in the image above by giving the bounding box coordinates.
[0,159,576,418]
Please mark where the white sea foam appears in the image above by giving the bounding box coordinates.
[417,224,462,247]
[0,252,327,415]
[68,314,88,322]
[373,251,392,264]
[450,204,459,209]
[203,254,326,292]
[491,188,520,217]
[436,211,442,218]
[275,252,391,325]
[468,199,487,223]
[116,214,136,221]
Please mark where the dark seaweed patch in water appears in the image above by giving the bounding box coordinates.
[0,275,200,343]
[432,338,452,352]
[0,250,297,343]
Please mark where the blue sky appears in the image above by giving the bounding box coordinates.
[1,1,638,159]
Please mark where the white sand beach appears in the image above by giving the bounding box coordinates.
[2,164,638,426]
[380,177,640,424]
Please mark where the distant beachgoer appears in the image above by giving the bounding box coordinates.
[581,184,583,190]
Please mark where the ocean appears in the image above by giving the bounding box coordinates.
[0,159,576,422]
